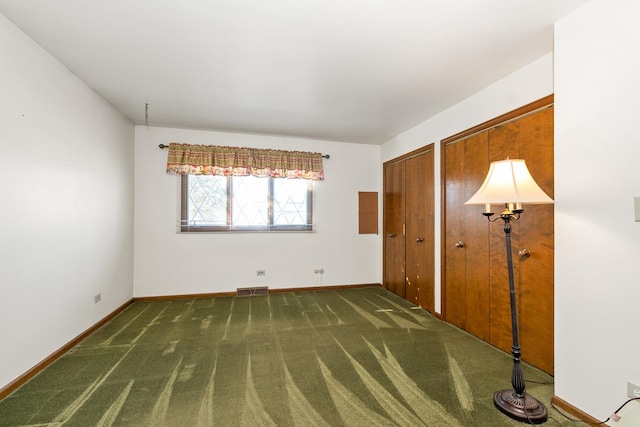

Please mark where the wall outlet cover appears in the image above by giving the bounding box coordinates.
[627,381,640,398]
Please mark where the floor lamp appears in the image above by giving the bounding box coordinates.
[465,158,554,424]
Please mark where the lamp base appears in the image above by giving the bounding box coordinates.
[493,389,548,424]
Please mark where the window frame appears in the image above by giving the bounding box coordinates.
[180,175,314,232]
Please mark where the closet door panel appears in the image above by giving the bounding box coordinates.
[463,134,491,341]
[514,107,555,374]
[405,150,434,312]
[444,133,489,336]
[444,141,468,329]
[383,160,406,297]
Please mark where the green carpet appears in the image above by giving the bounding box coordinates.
[0,287,585,426]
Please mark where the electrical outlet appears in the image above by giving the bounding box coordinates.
[314,269,319,274]
[628,381,640,398]
[256,270,266,276]
[94,293,102,303]
[319,268,325,274]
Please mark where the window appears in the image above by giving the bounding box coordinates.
[181,174,313,232]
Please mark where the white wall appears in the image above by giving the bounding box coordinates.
[555,0,640,422]
[134,126,380,297]
[381,53,554,312]
[0,15,134,390]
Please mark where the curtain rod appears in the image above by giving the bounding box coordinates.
[158,144,329,159]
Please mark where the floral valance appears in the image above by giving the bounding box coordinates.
[165,143,325,180]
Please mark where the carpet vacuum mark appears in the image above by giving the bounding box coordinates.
[0,288,584,426]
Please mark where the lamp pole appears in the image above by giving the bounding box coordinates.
[491,209,547,423]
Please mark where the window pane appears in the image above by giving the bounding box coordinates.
[232,175,269,226]
[273,179,309,226]
[187,175,227,226]
[181,175,312,232]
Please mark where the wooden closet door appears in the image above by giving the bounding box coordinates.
[444,133,490,339]
[405,149,434,312]
[383,160,406,297]
[488,107,554,374]
[442,97,554,374]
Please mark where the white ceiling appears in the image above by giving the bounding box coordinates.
[0,0,589,144]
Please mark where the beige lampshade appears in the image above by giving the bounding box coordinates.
[465,159,554,205]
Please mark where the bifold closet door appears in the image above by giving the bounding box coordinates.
[444,133,491,340]
[383,160,406,297]
[405,150,434,312]
[443,101,555,375]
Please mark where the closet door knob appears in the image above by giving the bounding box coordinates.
[455,241,464,248]
[416,238,424,243]
[388,233,396,238]
[519,248,531,258]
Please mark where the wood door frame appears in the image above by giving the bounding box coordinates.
[439,94,554,321]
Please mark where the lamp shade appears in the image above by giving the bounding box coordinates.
[465,159,554,205]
